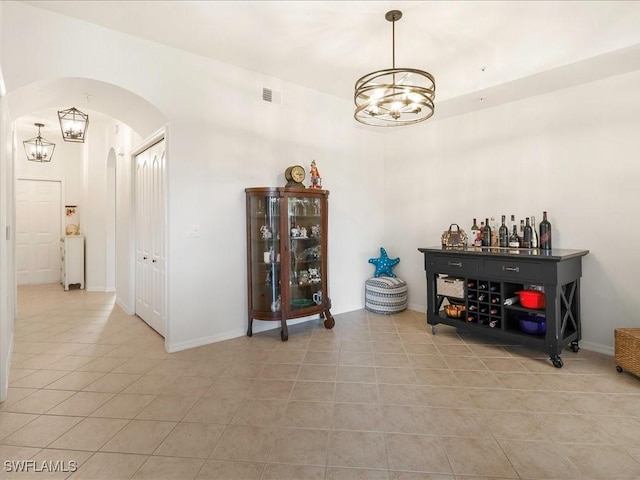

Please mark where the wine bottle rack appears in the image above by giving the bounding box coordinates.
[465,279,502,328]
[420,247,589,368]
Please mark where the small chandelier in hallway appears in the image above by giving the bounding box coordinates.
[23,123,55,162]
[58,106,89,143]
[354,10,436,127]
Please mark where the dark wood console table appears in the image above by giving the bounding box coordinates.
[418,246,589,368]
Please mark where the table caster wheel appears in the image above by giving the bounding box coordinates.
[570,341,579,353]
[551,356,563,368]
[616,365,623,373]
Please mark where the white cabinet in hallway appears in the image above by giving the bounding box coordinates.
[61,235,85,290]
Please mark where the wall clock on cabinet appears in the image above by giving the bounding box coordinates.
[285,165,305,188]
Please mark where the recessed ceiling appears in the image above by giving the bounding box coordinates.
[19,1,640,107]
[12,0,640,131]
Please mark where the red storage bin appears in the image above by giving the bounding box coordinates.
[517,290,545,309]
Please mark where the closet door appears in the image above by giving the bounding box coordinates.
[16,179,62,285]
[135,139,166,336]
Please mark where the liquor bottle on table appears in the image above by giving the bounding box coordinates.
[522,217,533,248]
[508,225,520,249]
[490,217,498,246]
[539,211,552,250]
[482,218,492,246]
[530,215,539,248]
[498,215,509,247]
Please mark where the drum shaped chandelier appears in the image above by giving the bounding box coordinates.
[354,10,435,127]
[23,123,55,162]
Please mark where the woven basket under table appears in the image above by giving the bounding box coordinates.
[615,328,640,378]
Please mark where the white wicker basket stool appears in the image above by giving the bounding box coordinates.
[365,277,408,315]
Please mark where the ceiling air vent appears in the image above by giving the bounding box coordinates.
[262,87,282,104]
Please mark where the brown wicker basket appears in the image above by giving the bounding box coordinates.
[615,328,640,378]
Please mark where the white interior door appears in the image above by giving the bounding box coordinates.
[16,179,62,285]
[135,138,166,336]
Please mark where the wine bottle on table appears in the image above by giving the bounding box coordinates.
[508,225,520,248]
[530,215,539,248]
[498,215,508,247]
[523,217,533,248]
[539,211,552,250]
[470,218,480,247]
[482,218,492,246]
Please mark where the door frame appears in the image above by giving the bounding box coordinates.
[15,177,64,285]
[130,127,169,345]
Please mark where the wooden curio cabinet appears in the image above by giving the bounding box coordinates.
[245,187,335,341]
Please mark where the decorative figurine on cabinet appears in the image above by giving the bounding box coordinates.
[260,225,272,239]
[308,268,321,283]
[310,160,322,189]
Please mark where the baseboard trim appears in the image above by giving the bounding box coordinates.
[1,332,14,403]
[166,316,319,353]
[579,341,614,356]
[115,297,134,316]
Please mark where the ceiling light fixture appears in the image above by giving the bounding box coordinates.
[58,106,89,143]
[354,10,435,127]
[23,123,55,162]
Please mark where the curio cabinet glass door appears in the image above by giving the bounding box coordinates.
[245,187,334,341]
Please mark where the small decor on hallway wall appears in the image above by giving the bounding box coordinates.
[58,107,89,143]
[368,247,400,277]
[65,206,79,235]
[309,160,322,189]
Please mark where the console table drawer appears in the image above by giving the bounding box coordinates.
[484,259,542,282]
[428,256,479,275]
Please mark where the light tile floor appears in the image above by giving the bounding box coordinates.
[2,284,640,479]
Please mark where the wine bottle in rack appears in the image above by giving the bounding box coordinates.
[539,211,552,250]
[498,215,509,247]
[508,225,520,248]
[478,282,487,290]
[467,280,476,288]
[490,307,499,315]
[503,295,519,305]
[478,293,487,302]
[523,217,533,248]
[482,218,491,246]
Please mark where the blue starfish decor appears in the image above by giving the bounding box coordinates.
[368,247,400,278]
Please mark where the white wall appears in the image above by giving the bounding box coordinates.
[384,69,640,354]
[1,2,385,352]
[8,1,635,356]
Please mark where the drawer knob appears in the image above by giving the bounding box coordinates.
[448,261,463,267]
[503,266,520,272]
